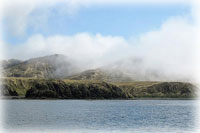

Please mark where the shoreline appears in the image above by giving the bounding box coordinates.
[0,96,197,100]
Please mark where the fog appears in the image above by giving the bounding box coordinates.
[0,0,198,82]
[2,16,196,81]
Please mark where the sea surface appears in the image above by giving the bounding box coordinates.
[2,100,197,133]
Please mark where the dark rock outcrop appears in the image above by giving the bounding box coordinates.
[1,78,197,99]
[25,81,128,99]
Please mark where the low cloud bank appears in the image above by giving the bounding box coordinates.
[4,16,196,81]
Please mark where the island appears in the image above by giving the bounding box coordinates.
[0,54,197,99]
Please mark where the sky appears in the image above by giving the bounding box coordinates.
[3,3,192,44]
[2,1,200,132]
[0,0,198,81]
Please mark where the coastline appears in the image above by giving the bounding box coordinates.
[0,96,197,100]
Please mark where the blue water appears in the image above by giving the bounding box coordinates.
[2,100,196,133]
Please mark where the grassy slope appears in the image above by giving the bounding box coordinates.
[67,69,133,82]
[1,78,197,99]
[112,81,196,98]
[1,78,128,99]
[2,54,78,79]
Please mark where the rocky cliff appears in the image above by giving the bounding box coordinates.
[1,78,196,99]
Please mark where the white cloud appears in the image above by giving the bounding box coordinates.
[0,0,198,81]
[1,0,193,36]
[135,16,195,78]
[0,0,4,61]
[0,0,199,132]
[5,33,130,69]
[4,16,195,81]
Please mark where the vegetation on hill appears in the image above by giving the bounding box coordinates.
[1,78,196,99]
[1,54,197,99]
[113,81,196,98]
[68,69,133,82]
[1,59,22,69]
[1,78,129,99]
[2,54,79,78]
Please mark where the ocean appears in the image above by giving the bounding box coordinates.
[2,100,196,133]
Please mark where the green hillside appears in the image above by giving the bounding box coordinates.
[3,54,79,78]
[1,78,196,99]
[1,54,197,99]
[67,69,133,82]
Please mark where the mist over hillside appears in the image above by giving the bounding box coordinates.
[100,58,193,82]
[3,15,196,82]
[2,54,82,78]
[0,1,198,100]
[1,59,22,69]
[1,54,194,82]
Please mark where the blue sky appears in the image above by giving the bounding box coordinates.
[3,4,192,45]
[2,1,196,80]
